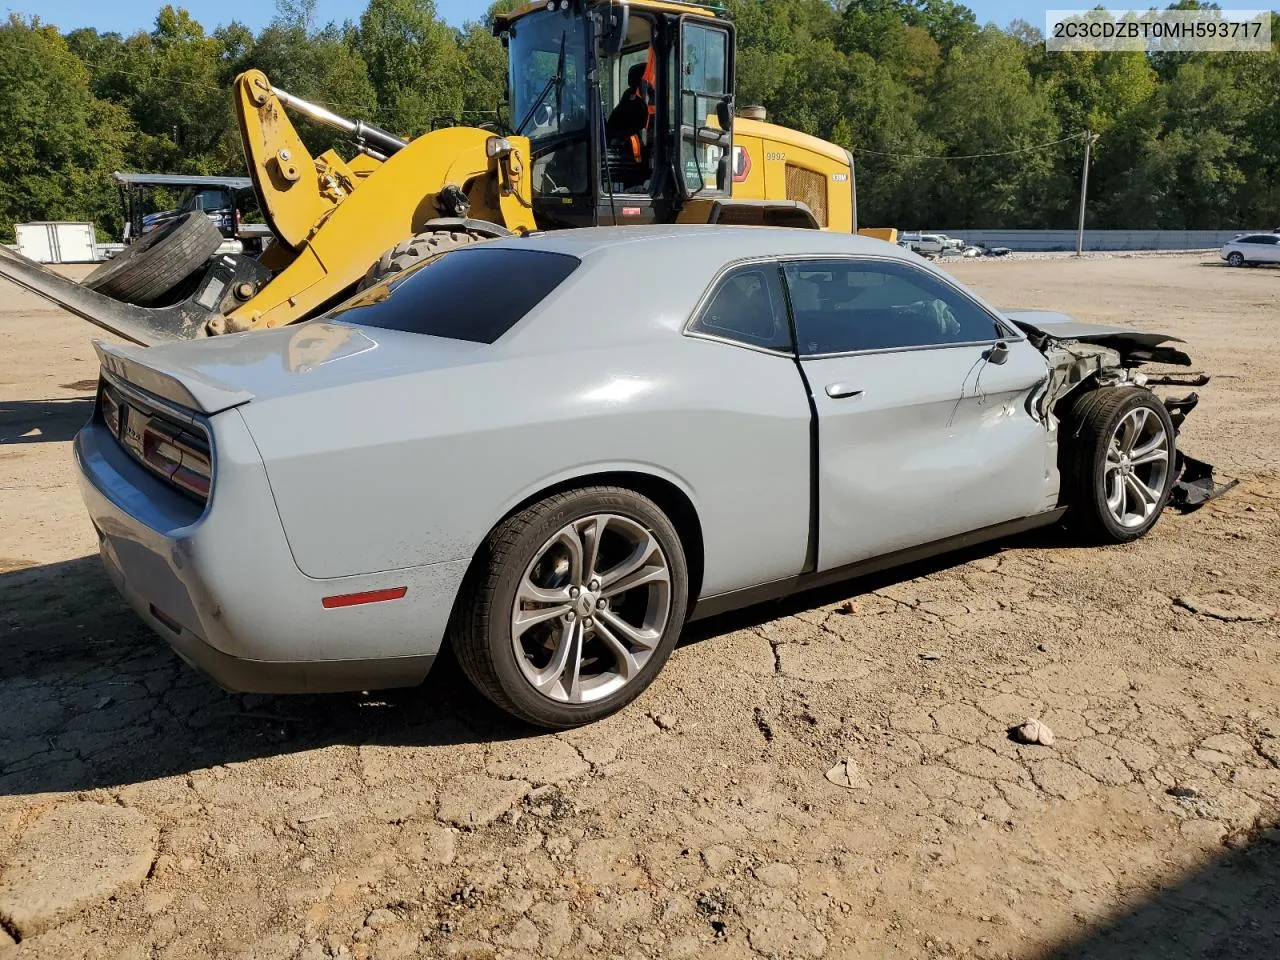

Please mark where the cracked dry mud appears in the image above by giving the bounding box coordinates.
[2,256,1278,959]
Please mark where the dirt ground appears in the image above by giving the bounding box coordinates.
[1,254,1278,960]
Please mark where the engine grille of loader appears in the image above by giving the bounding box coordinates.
[784,164,828,227]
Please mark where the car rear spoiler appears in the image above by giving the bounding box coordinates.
[95,340,254,415]
[0,243,256,346]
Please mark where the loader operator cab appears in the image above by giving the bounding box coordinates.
[497,0,734,229]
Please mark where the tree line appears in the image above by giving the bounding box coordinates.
[1,0,1277,241]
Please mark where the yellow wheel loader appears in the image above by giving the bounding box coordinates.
[0,0,860,346]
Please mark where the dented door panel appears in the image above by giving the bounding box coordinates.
[803,341,1052,571]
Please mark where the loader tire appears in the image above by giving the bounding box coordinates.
[360,230,484,289]
[83,212,223,305]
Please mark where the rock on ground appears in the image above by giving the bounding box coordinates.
[0,803,157,939]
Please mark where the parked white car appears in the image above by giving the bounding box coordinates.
[899,233,950,256]
[1221,233,1280,267]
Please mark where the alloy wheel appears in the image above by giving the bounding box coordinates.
[1104,406,1170,528]
[511,514,672,704]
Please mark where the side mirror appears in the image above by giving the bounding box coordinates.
[602,4,629,54]
[986,341,1009,365]
[715,96,732,131]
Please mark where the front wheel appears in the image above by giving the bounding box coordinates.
[1226,251,1244,267]
[451,487,690,728]
[1060,387,1176,544]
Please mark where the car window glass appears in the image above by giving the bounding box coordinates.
[783,259,1003,356]
[689,265,792,352]
[328,248,580,344]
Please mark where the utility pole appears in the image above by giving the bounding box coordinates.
[1075,131,1098,257]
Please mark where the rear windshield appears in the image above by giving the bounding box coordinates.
[330,247,580,343]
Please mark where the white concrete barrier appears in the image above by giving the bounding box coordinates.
[917,229,1273,252]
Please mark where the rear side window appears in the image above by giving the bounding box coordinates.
[688,264,793,352]
[331,247,580,343]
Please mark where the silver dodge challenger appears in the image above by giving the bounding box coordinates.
[75,227,1227,728]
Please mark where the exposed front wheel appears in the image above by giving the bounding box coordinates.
[452,487,689,728]
[1060,387,1176,543]
[1226,251,1244,267]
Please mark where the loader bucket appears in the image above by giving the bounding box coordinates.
[0,244,256,346]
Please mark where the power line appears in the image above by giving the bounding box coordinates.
[90,64,379,118]
[857,131,1090,161]
[88,64,502,129]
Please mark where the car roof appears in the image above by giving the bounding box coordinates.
[485,225,912,263]
[464,225,953,353]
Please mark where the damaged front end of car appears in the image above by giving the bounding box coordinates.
[1006,310,1237,511]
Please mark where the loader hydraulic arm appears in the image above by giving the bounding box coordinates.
[216,68,535,334]
[234,69,375,252]
[269,87,407,161]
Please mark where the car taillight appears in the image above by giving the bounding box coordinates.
[99,377,213,505]
[99,382,122,438]
[141,420,212,500]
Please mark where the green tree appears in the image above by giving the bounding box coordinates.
[353,0,464,137]
[0,15,131,240]
[922,27,1060,226]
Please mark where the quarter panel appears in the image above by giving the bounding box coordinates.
[239,339,813,596]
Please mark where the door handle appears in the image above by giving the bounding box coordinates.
[825,383,863,400]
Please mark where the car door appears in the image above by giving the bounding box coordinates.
[1259,235,1280,263]
[783,256,1052,571]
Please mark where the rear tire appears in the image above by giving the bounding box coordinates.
[83,213,223,305]
[359,230,483,289]
[1059,386,1176,544]
[451,486,690,729]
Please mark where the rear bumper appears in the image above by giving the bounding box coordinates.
[74,411,468,694]
[96,535,435,693]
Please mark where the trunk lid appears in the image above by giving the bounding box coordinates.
[96,321,488,415]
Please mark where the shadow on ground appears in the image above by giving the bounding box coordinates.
[0,398,93,444]
[0,527,1084,796]
[1198,260,1280,272]
[1042,828,1280,959]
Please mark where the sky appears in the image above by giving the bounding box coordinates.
[17,0,1278,37]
